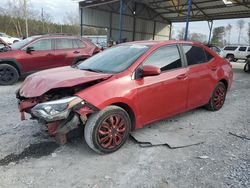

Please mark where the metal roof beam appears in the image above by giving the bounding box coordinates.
[156,3,250,16]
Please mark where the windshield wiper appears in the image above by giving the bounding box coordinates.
[80,68,105,73]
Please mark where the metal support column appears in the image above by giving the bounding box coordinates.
[208,20,213,44]
[152,21,156,40]
[184,0,192,41]
[169,23,172,40]
[132,2,137,41]
[80,8,83,36]
[119,0,124,42]
[109,12,113,41]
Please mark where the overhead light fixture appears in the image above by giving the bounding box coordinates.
[222,0,235,5]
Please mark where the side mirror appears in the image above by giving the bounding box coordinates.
[26,46,34,53]
[141,65,161,77]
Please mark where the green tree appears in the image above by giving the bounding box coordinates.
[225,24,232,44]
[237,19,245,44]
[190,32,207,43]
[211,26,225,47]
[177,28,185,40]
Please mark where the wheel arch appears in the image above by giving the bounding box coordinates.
[219,78,228,90]
[0,59,22,75]
[111,102,136,131]
[226,53,234,57]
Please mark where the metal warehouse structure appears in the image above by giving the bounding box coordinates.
[78,0,250,42]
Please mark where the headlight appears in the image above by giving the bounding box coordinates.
[31,96,83,122]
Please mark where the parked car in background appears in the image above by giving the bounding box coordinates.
[207,44,223,57]
[222,45,250,62]
[0,32,20,44]
[0,38,10,50]
[17,40,233,154]
[0,34,101,85]
[244,54,250,73]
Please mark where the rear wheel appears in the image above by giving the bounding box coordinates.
[84,106,131,154]
[244,62,250,72]
[0,64,19,85]
[206,82,227,111]
[226,54,234,62]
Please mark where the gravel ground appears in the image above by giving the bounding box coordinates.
[0,69,249,188]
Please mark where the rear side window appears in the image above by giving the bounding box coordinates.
[73,39,86,49]
[143,45,182,71]
[224,46,237,51]
[55,38,73,50]
[183,45,207,66]
[239,47,247,51]
[77,40,86,48]
[205,51,214,61]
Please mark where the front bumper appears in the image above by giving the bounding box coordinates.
[17,95,99,144]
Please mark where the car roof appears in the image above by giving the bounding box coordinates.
[34,35,82,39]
[124,40,204,47]
[224,45,250,47]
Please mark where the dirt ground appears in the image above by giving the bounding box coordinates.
[0,69,249,188]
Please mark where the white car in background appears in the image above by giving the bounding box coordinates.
[207,45,223,57]
[222,45,250,62]
[0,32,20,44]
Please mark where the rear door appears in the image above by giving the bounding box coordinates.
[21,38,54,72]
[236,47,248,59]
[182,45,216,109]
[53,38,88,66]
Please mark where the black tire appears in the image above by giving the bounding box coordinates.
[226,54,234,62]
[84,105,131,154]
[0,64,19,85]
[206,82,227,111]
[244,62,250,72]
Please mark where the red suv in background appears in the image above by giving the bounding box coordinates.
[0,35,101,85]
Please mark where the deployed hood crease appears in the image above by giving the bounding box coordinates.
[20,66,112,98]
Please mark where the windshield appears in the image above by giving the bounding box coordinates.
[77,44,150,73]
[11,36,40,50]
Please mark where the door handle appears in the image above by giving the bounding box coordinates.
[73,51,80,54]
[177,74,187,80]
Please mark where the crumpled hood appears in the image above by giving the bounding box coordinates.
[20,66,112,98]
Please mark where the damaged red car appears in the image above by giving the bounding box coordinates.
[17,41,233,154]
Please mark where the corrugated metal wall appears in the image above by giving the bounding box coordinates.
[80,7,170,42]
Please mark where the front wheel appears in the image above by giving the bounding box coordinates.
[84,106,131,154]
[206,82,227,111]
[244,62,250,72]
[0,64,19,85]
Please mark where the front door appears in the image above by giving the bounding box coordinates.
[21,38,54,72]
[135,45,188,126]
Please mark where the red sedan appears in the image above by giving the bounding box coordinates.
[17,40,233,154]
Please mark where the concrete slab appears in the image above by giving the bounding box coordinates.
[131,119,204,149]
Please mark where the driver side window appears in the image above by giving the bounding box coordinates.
[143,45,182,72]
[28,39,52,51]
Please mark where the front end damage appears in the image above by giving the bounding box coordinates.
[17,89,99,144]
